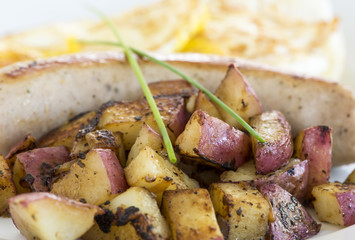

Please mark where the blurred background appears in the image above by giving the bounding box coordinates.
[331,0,354,88]
[0,0,353,88]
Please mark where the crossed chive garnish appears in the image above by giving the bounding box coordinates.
[86,8,265,164]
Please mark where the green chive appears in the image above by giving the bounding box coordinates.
[79,39,265,143]
[90,8,177,163]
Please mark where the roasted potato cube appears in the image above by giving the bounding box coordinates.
[85,129,118,149]
[98,97,189,149]
[176,110,250,170]
[345,169,355,184]
[194,90,222,119]
[12,146,70,193]
[0,155,16,214]
[125,146,199,204]
[9,192,102,240]
[70,136,91,160]
[147,79,196,98]
[83,187,171,240]
[110,132,126,167]
[37,111,97,150]
[254,159,309,203]
[69,120,102,160]
[214,64,263,129]
[52,160,76,181]
[71,129,126,166]
[162,189,223,240]
[250,110,293,174]
[209,182,270,240]
[260,183,320,239]
[312,182,355,226]
[220,160,259,182]
[86,130,126,167]
[51,149,128,205]
[5,133,36,169]
[12,158,29,194]
[221,159,309,202]
[127,124,167,166]
[186,94,197,114]
[294,125,332,198]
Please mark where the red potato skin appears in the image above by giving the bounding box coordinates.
[196,110,251,170]
[254,138,292,174]
[253,160,309,203]
[295,126,332,191]
[221,160,309,203]
[260,183,320,240]
[251,111,293,174]
[167,98,190,138]
[17,146,70,192]
[8,192,102,210]
[5,134,36,169]
[336,190,355,226]
[95,149,128,193]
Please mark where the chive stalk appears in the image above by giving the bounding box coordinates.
[80,39,265,143]
[91,8,177,163]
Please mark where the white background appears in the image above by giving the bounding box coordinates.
[0,0,158,35]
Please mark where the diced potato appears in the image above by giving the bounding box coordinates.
[220,160,260,182]
[51,149,128,205]
[70,135,91,160]
[110,132,126,167]
[345,169,355,184]
[221,159,309,202]
[125,146,199,204]
[0,155,16,214]
[9,192,102,240]
[12,146,70,193]
[253,159,309,203]
[250,110,293,174]
[5,134,36,169]
[69,118,102,160]
[214,64,263,129]
[161,188,223,240]
[194,90,222,119]
[147,79,196,98]
[294,125,332,198]
[260,183,320,239]
[312,182,355,226]
[85,129,118,149]
[127,124,167,166]
[12,158,29,194]
[83,187,171,240]
[176,110,250,170]
[70,125,93,160]
[209,182,270,240]
[186,94,197,114]
[71,129,126,166]
[37,111,97,150]
[52,160,76,180]
[86,130,126,167]
[98,97,189,149]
